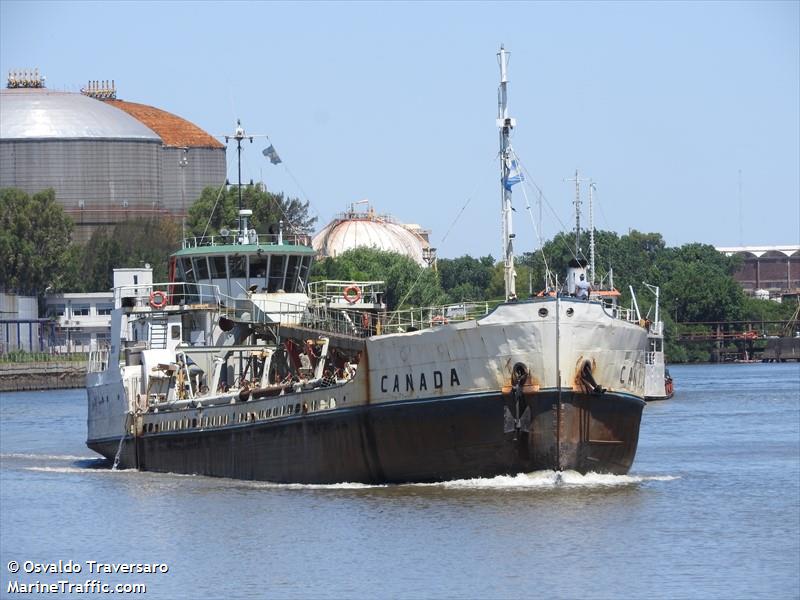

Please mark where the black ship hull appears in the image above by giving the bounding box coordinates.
[88,390,644,484]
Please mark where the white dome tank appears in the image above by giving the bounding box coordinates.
[313,202,431,267]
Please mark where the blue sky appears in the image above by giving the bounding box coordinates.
[2,1,798,259]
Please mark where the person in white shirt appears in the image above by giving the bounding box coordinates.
[575,274,591,300]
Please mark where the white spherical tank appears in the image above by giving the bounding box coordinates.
[313,203,431,266]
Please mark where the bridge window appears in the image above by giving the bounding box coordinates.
[250,256,268,289]
[229,256,246,278]
[296,257,311,290]
[209,256,226,279]
[180,258,196,284]
[193,257,210,280]
[284,256,300,292]
[268,255,286,292]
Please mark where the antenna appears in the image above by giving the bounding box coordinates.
[179,147,189,241]
[222,120,268,242]
[564,170,589,258]
[588,180,596,284]
[537,187,543,251]
[738,169,743,246]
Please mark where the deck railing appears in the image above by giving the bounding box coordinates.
[181,233,312,249]
[113,281,643,342]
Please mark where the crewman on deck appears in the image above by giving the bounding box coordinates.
[576,274,592,300]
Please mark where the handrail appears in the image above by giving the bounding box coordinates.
[114,282,641,340]
[307,280,386,307]
[181,233,312,249]
[115,282,223,308]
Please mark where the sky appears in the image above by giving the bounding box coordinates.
[1,1,798,259]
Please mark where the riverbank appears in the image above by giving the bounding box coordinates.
[0,361,86,392]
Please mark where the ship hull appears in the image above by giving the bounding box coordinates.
[88,389,644,483]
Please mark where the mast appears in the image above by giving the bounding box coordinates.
[497,45,516,300]
[224,120,253,244]
[575,170,580,256]
[564,170,587,259]
[588,180,596,284]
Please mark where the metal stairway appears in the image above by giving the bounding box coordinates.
[150,319,168,349]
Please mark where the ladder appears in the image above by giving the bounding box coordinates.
[150,319,168,349]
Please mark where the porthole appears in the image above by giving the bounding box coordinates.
[538,308,548,317]
[566,308,574,317]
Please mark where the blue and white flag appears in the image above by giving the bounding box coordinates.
[504,158,524,190]
[262,145,282,165]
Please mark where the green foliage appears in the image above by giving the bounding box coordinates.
[312,247,446,310]
[187,184,316,238]
[741,296,799,324]
[64,218,182,292]
[657,243,745,323]
[437,255,496,302]
[0,188,74,294]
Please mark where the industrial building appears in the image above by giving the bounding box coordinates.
[717,245,800,299]
[313,201,435,267]
[0,72,226,242]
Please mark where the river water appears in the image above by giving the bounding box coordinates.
[1,363,798,599]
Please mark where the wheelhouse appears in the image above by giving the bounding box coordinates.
[171,236,316,301]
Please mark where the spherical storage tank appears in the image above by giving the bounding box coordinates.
[0,75,226,243]
[313,203,433,267]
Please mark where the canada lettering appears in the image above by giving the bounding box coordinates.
[381,369,460,394]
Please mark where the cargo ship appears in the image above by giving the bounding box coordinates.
[86,47,649,483]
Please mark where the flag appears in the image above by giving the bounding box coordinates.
[263,145,282,165]
[504,158,524,190]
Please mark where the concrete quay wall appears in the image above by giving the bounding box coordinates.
[0,361,87,392]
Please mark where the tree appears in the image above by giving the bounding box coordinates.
[657,243,745,323]
[69,218,182,291]
[0,188,74,294]
[437,255,496,302]
[186,184,316,239]
[312,247,446,310]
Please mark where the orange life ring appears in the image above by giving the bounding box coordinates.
[149,290,167,309]
[343,285,361,304]
[431,315,448,325]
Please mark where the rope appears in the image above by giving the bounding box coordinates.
[389,151,499,320]
[200,178,231,242]
[515,159,553,291]
[515,155,588,272]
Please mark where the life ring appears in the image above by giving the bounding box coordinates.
[149,290,167,309]
[431,315,448,326]
[343,285,361,304]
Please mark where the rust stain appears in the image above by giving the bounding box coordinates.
[105,99,224,148]
[573,356,598,394]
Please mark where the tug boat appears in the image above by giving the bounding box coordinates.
[86,47,649,483]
